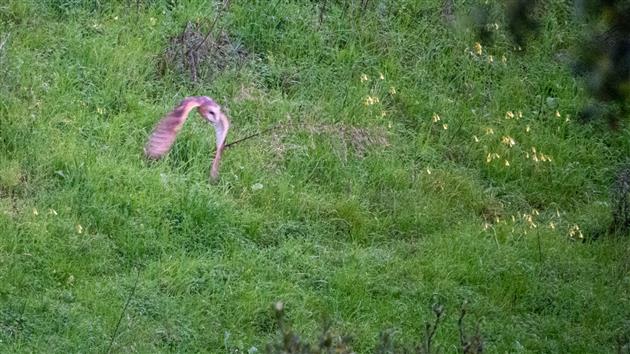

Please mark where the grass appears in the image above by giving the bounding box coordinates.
[1,0,630,352]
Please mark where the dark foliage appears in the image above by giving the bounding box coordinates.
[574,1,630,128]
[470,3,494,45]
[265,302,354,354]
[471,1,630,128]
[505,0,540,48]
[610,163,630,235]
[159,21,248,83]
[265,301,483,354]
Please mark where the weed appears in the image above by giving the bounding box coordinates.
[611,163,630,236]
[266,301,483,353]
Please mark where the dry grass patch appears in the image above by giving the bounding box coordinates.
[158,21,249,82]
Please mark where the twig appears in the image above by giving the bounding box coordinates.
[0,33,10,53]
[447,117,466,147]
[458,303,467,351]
[442,0,455,24]
[424,304,444,353]
[188,14,221,56]
[536,230,543,264]
[318,0,327,26]
[458,301,484,354]
[106,268,140,354]
[224,123,290,149]
[187,0,231,56]
[361,0,370,12]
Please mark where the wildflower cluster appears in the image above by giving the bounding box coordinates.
[475,107,560,171]
[364,96,380,106]
[568,224,584,240]
[525,146,552,163]
[482,209,540,234]
[481,206,583,241]
[504,111,522,120]
[30,205,86,236]
[522,209,539,229]
[501,135,516,148]
[469,41,507,65]
[359,71,397,127]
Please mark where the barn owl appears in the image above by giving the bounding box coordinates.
[144,96,230,182]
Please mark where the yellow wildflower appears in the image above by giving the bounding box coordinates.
[568,224,583,239]
[524,214,537,228]
[473,42,482,55]
[501,136,516,147]
[364,96,379,105]
[486,152,500,163]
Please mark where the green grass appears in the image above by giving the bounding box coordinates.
[1,0,630,352]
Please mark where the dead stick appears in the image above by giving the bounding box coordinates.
[224,123,290,149]
[0,34,9,52]
[188,1,230,56]
[106,268,140,354]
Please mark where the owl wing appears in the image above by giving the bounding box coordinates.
[144,98,199,159]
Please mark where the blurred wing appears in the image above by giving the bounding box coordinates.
[209,113,230,182]
[212,115,230,149]
[144,99,198,159]
[210,147,224,182]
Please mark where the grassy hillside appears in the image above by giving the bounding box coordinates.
[1,0,629,352]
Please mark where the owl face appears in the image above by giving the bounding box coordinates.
[196,97,224,125]
[195,96,230,150]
